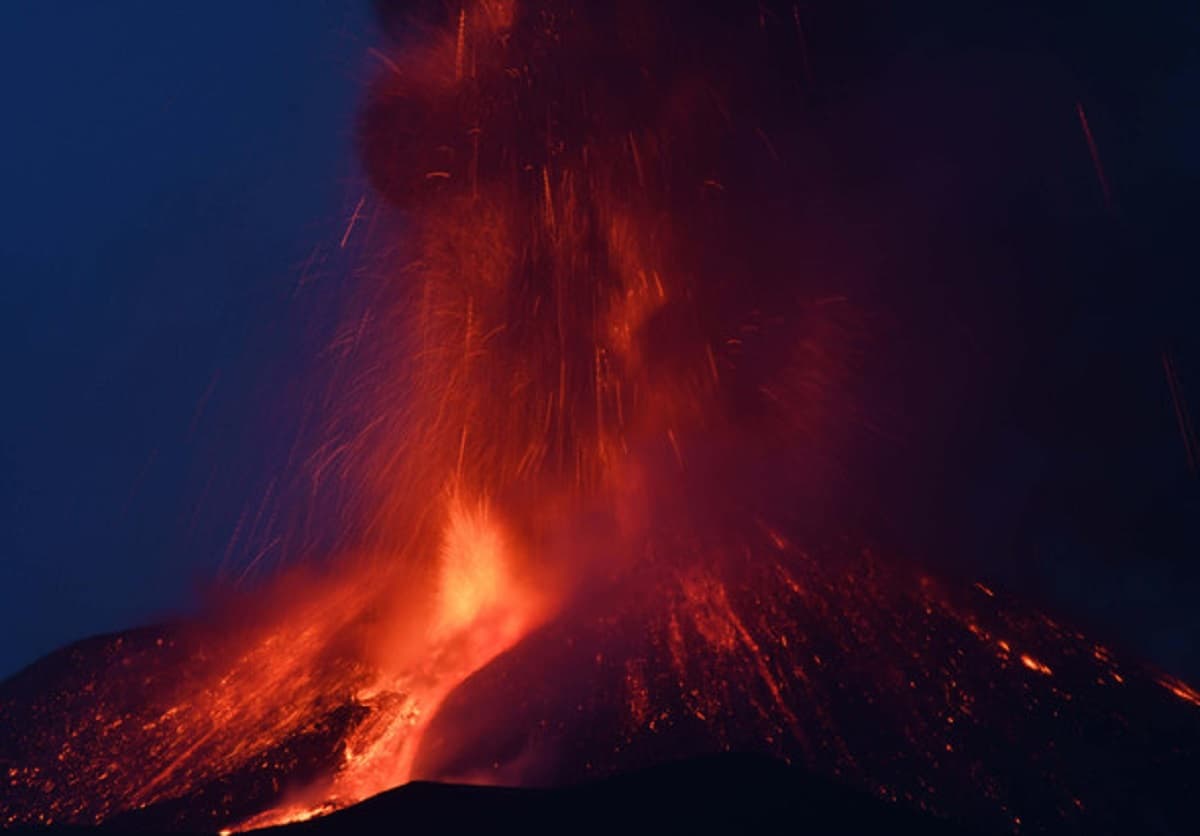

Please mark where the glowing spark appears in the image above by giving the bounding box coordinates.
[792,4,813,85]
[1020,655,1053,676]
[339,196,366,249]
[1162,351,1198,475]
[455,7,467,81]
[1075,102,1113,211]
[1159,676,1200,708]
[367,47,401,77]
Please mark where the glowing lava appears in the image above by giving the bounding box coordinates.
[2,3,1199,835]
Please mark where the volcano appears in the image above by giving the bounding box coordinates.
[4,544,1199,834]
[3,1,1198,834]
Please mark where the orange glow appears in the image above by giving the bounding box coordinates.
[1020,655,1053,677]
[5,6,1200,836]
[1159,676,1200,708]
[435,498,512,636]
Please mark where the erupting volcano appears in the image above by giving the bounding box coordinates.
[3,2,1198,834]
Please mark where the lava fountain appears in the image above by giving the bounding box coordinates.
[3,3,1199,834]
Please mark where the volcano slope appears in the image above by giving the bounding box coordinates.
[2,542,1199,834]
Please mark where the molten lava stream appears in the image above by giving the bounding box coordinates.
[232,495,551,831]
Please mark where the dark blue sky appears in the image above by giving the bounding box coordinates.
[1,2,1197,683]
[0,2,373,675]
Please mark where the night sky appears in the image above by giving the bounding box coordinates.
[0,2,373,676]
[2,1,1198,683]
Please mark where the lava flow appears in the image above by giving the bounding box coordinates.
[2,2,1199,835]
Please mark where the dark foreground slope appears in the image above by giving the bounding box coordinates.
[248,754,979,836]
[2,754,979,836]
